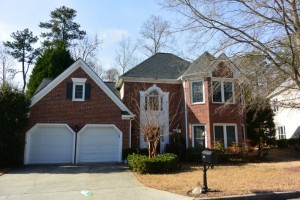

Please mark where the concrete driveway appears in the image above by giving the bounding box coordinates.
[0,164,192,200]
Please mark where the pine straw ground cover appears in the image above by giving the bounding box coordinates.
[134,149,300,198]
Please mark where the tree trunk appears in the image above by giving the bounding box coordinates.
[22,49,26,93]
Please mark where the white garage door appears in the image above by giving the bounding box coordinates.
[77,125,121,163]
[25,124,75,164]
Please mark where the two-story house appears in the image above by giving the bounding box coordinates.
[117,52,245,152]
[24,52,246,164]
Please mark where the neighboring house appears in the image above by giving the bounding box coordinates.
[270,79,300,139]
[25,52,246,164]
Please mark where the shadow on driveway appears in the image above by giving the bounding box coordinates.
[9,163,129,174]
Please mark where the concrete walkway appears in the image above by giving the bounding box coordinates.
[0,164,193,200]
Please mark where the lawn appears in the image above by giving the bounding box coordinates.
[134,149,300,198]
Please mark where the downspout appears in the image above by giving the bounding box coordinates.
[129,118,133,148]
[183,79,189,148]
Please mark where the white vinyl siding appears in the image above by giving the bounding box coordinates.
[278,126,286,139]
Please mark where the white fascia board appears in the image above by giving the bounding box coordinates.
[82,62,134,117]
[122,114,135,120]
[122,77,181,84]
[179,72,208,80]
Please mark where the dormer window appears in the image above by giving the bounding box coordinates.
[66,78,91,101]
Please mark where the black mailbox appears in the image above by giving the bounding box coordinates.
[202,150,217,164]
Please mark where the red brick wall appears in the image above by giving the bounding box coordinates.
[28,67,130,149]
[184,78,210,148]
[123,76,245,149]
[185,76,245,149]
[122,82,185,148]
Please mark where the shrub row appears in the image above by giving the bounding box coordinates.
[276,138,300,149]
[127,153,179,174]
[122,148,148,161]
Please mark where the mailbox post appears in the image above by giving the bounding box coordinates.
[201,150,217,193]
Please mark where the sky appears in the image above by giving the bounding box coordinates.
[0,0,178,81]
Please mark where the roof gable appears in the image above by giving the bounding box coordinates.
[30,59,134,117]
[182,52,240,78]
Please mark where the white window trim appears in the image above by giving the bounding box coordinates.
[213,123,238,148]
[192,124,206,148]
[72,78,87,101]
[145,91,163,111]
[141,85,169,112]
[211,79,235,104]
[191,80,205,104]
[139,85,170,152]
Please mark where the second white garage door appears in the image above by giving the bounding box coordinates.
[76,125,122,163]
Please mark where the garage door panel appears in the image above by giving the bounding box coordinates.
[77,126,121,163]
[27,125,74,164]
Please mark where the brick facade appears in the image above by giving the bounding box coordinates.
[122,63,245,150]
[122,81,185,148]
[28,56,245,153]
[28,67,130,149]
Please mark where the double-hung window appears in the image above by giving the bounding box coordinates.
[212,80,234,103]
[66,78,91,101]
[191,81,204,103]
[73,83,84,101]
[278,126,286,139]
[214,124,237,148]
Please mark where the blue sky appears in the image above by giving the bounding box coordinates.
[0,0,172,70]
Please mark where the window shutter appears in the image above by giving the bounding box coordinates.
[85,83,91,99]
[66,83,73,99]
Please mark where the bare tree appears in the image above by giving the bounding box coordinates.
[128,84,184,158]
[139,15,174,56]
[0,44,15,85]
[104,68,120,82]
[114,35,139,74]
[162,0,300,103]
[71,34,103,77]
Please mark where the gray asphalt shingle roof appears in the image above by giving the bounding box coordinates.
[105,82,120,98]
[120,53,190,79]
[34,78,53,95]
[183,51,216,75]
